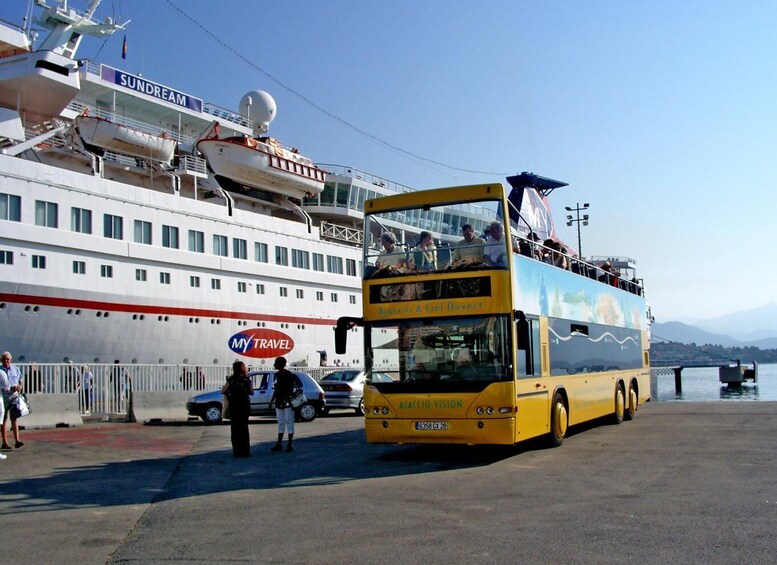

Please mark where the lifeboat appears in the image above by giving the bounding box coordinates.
[196,130,325,200]
[76,115,177,163]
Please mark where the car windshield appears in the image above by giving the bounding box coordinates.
[322,371,359,382]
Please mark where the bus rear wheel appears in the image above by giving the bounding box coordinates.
[549,392,568,447]
[612,384,625,425]
[624,384,637,421]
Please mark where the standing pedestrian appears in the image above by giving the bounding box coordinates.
[270,356,296,452]
[109,360,130,412]
[82,365,94,414]
[1,351,24,450]
[221,360,253,458]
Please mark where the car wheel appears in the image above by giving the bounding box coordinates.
[355,397,365,416]
[296,402,317,422]
[202,403,222,424]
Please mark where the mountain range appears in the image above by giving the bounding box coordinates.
[652,302,777,349]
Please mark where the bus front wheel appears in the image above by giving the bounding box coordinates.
[549,393,568,447]
[612,384,625,425]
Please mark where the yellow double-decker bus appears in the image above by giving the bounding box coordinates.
[335,176,650,446]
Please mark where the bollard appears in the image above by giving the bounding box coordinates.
[673,367,683,394]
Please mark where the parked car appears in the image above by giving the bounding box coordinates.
[186,370,325,423]
[319,369,393,415]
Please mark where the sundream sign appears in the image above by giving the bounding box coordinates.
[228,329,294,358]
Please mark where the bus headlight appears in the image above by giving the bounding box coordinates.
[476,407,484,415]
[486,407,494,415]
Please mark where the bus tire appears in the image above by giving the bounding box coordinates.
[549,392,568,447]
[624,382,637,421]
[612,384,625,425]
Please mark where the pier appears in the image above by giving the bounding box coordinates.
[651,360,758,396]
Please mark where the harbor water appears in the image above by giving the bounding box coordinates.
[653,363,776,402]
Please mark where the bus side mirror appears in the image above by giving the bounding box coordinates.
[335,316,363,355]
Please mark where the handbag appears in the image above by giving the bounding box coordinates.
[290,390,307,408]
[10,393,31,419]
[222,394,231,419]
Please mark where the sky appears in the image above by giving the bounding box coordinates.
[2,0,776,323]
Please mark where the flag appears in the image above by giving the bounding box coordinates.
[121,35,127,60]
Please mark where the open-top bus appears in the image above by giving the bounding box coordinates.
[336,176,650,446]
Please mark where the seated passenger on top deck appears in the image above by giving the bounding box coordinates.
[410,231,438,272]
[483,221,508,267]
[450,224,486,267]
[375,232,407,271]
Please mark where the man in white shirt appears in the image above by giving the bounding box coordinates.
[1,351,24,450]
[483,221,508,267]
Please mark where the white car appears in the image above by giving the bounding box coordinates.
[319,370,394,415]
[186,370,325,423]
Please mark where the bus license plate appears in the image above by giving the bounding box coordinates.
[415,421,448,431]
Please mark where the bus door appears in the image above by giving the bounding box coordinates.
[514,313,549,440]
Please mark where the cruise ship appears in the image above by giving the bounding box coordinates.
[0,1,506,366]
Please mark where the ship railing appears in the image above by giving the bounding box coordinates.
[65,99,194,145]
[320,222,364,246]
[177,154,208,178]
[81,61,253,130]
[14,363,362,419]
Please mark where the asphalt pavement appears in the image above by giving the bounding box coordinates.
[1,402,776,564]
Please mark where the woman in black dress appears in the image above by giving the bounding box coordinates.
[222,361,254,457]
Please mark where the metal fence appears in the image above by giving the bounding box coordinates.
[13,363,354,419]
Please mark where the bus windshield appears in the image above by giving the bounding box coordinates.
[368,315,512,385]
[364,198,508,279]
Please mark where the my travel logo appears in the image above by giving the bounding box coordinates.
[228,328,294,358]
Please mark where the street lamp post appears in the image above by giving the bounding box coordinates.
[565,203,589,259]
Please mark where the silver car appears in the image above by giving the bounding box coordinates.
[186,370,325,423]
[319,369,393,416]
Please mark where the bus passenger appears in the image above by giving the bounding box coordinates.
[451,224,486,265]
[483,222,507,266]
[376,232,406,271]
[455,348,478,380]
[411,231,437,272]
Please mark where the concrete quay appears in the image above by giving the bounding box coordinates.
[1,402,776,564]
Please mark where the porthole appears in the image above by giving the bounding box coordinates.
[96,311,102,317]
[0,303,5,309]
[75,309,81,315]
[24,306,30,312]
[131,358,138,364]
[33,306,39,312]
[158,358,164,364]
[140,314,145,320]
[183,358,189,364]
[68,309,73,315]
[105,312,110,318]
[158,315,163,321]
[195,317,199,323]
[164,316,169,322]
[212,358,219,364]
[133,314,137,320]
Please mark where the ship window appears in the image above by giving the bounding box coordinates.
[350,295,357,304]
[312,253,324,272]
[213,234,228,257]
[336,183,350,207]
[292,249,309,269]
[211,278,221,290]
[72,261,86,274]
[255,242,268,263]
[71,207,92,234]
[296,289,304,299]
[275,246,288,266]
[321,183,335,206]
[330,293,338,303]
[35,200,58,228]
[32,255,46,269]
[280,287,288,297]
[0,250,13,265]
[0,193,21,222]
[190,275,200,288]
[134,220,152,245]
[188,229,204,253]
[346,258,357,277]
[327,255,343,274]
[316,291,323,301]
[136,269,147,281]
[233,238,247,259]
[160,272,171,285]
[162,225,179,249]
[238,281,247,293]
[104,214,123,240]
[101,265,113,278]
[256,284,265,294]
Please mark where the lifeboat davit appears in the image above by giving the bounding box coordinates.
[196,132,326,200]
[76,115,177,163]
